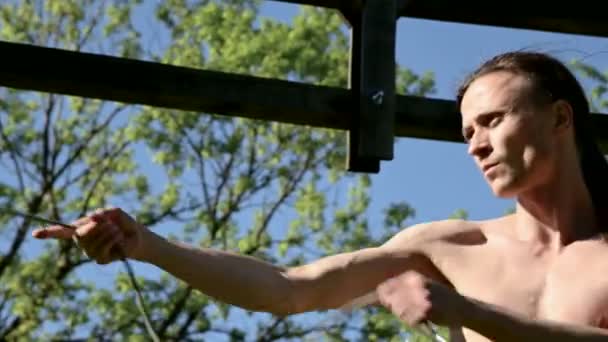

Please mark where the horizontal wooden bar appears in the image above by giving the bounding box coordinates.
[273,0,608,38]
[0,40,348,128]
[1,40,608,152]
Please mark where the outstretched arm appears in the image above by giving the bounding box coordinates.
[142,232,432,316]
[33,207,450,317]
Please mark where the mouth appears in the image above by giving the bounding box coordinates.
[482,162,499,173]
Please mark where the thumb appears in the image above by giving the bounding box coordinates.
[31,225,74,240]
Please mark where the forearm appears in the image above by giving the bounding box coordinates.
[462,296,608,341]
[137,231,426,316]
[284,247,434,313]
[138,232,293,316]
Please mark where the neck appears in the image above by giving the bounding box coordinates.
[514,153,598,248]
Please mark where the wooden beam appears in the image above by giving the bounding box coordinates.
[0,40,350,128]
[274,0,608,38]
[1,41,608,151]
[346,0,397,172]
[357,0,396,161]
[346,8,379,172]
[399,5,608,38]
[274,0,344,11]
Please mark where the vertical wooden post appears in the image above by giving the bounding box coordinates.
[346,0,397,173]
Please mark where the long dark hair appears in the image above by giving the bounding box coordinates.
[456,51,608,230]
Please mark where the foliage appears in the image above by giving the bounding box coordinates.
[0,1,444,341]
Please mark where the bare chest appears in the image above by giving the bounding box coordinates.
[537,242,608,325]
[438,238,608,326]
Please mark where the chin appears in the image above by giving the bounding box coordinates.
[488,178,520,198]
[492,188,518,198]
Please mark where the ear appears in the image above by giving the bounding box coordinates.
[551,99,574,135]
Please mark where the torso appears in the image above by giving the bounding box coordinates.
[425,215,608,342]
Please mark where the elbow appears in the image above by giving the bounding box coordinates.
[278,266,333,315]
[260,293,295,318]
[271,271,298,317]
[248,271,297,317]
[274,270,302,317]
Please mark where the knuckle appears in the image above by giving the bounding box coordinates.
[110,233,123,249]
[75,227,88,239]
[403,271,420,281]
[406,274,427,288]
[107,206,123,217]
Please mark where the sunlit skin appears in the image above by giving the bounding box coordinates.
[33,70,608,341]
[376,71,608,341]
[461,71,557,199]
[460,71,598,245]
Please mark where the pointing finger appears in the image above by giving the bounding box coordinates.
[31,225,74,240]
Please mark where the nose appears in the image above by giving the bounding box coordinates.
[467,132,492,159]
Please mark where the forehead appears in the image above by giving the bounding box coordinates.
[460,71,535,125]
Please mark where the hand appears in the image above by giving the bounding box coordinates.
[376,270,466,327]
[31,207,147,264]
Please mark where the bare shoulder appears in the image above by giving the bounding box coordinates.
[382,218,487,250]
[475,213,519,240]
[378,218,490,287]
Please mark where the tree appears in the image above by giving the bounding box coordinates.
[0,1,443,341]
[571,58,608,115]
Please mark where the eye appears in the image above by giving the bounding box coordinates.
[489,115,502,127]
[480,112,505,128]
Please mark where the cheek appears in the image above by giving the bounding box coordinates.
[521,147,540,170]
[491,121,527,159]
[515,126,554,176]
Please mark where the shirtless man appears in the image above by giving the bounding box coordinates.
[33,51,608,341]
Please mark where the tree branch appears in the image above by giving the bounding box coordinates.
[246,152,314,255]
[157,285,193,338]
[174,309,199,341]
[0,193,45,278]
[79,141,131,215]
[0,115,26,193]
[0,316,21,340]
[42,94,55,185]
[75,3,103,51]
[53,104,127,182]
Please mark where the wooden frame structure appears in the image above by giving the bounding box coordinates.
[1,0,608,172]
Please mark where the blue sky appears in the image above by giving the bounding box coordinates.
[13,1,608,339]
[121,1,608,238]
[258,2,608,227]
[132,3,608,338]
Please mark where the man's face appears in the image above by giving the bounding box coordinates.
[460,71,557,198]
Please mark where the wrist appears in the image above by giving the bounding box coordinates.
[132,226,165,262]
